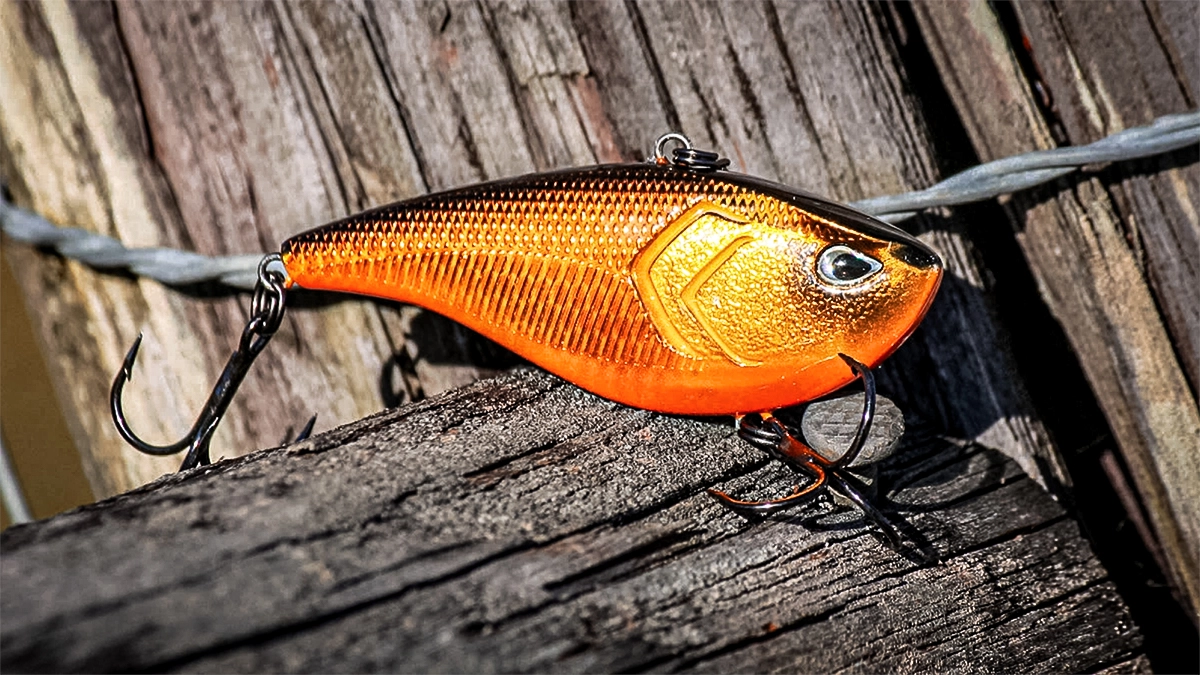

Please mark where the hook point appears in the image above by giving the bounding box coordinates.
[293,414,317,443]
[120,333,145,379]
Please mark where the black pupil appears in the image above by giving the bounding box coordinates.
[832,252,872,281]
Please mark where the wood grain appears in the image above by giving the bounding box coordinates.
[912,0,1200,617]
[3,0,1194,664]
[0,370,1145,673]
[1,0,1063,497]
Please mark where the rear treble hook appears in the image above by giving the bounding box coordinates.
[110,254,290,471]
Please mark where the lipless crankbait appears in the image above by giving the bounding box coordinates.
[112,135,942,537]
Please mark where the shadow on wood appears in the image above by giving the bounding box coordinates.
[1,369,1145,673]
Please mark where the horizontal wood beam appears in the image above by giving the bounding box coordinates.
[1,370,1144,672]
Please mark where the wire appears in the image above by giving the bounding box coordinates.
[0,430,33,525]
[2,110,1197,290]
[0,203,263,289]
[853,110,1200,221]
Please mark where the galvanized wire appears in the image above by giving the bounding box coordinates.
[854,110,1200,222]
[2,110,1197,290]
[0,431,33,525]
[0,202,263,289]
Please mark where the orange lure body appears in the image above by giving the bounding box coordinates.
[281,162,942,416]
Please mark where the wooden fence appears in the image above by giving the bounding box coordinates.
[1,1,1195,670]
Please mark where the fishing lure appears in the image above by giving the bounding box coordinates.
[112,134,942,533]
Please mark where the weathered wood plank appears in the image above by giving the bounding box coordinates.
[1,0,1067,500]
[2,0,396,492]
[0,370,1145,673]
[1019,0,1199,389]
[0,0,182,489]
[911,0,1200,616]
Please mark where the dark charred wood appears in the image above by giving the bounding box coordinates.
[1,370,1144,673]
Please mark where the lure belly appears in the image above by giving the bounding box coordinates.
[282,163,942,416]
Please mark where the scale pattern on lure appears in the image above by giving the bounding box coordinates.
[111,138,943,543]
[281,159,942,416]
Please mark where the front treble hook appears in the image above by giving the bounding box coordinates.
[110,254,289,471]
[709,354,902,546]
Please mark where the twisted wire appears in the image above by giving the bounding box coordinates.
[853,110,1200,221]
[2,110,1197,290]
[0,202,263,289]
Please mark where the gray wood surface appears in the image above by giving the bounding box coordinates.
[912,0,1200,616]
[1,0,1196,662]
[0,369,1145,673]
[0,0,1061,499]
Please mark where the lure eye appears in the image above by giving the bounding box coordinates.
[816,245,882,286]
